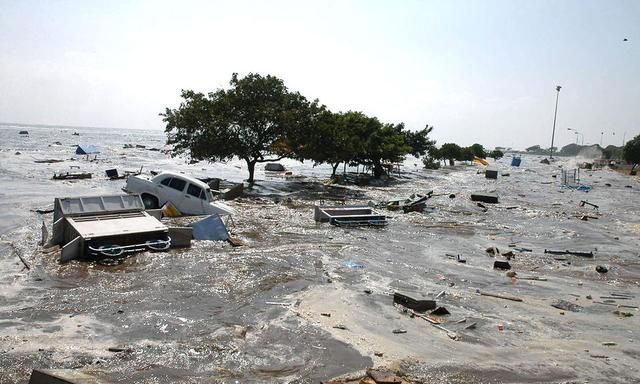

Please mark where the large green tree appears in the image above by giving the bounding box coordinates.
[438,143,463,165]
[290,109,356,177]
[488,149,504,160]
[403,124,436,158]
[162,73,313,183]
[623,135,640,164]
[468,143,487,159]
[325,111,412,178]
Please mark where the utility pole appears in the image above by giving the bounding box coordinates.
[550,85,562,159]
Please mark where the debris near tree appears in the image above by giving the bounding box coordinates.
[52,171,92,180]
[471,193,499,204]
[321,368,411,384]
[393,292,436,312]
[314,205,387,227]
[264,163,286,172]
[544,249,594,257]
[105,166,143,180]
[551,299,583,312]
[477,290,523,302]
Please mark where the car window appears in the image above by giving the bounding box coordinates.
[187,183,204,199]
[168,178,187,192]
[160,177,171,186]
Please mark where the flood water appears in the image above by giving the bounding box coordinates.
[1,124,639,383]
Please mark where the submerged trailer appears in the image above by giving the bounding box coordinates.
[314,205,387,227]
[52,194,171,262]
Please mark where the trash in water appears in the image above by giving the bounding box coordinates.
[613,310,634,317]
[75,144,100,155]
[430,306,450,316]
[105,166,143,180]
[393,292,436,312]
[314,205,387,227]
[579,200,599,210]
[167,227,192,248]
[485,169,498,179]
[544,249,594,257]
[471,193,499,204]
[493,260,511,270]
[551,299,583,312]
[52,171,92,180]
[343,260,364,269]
[161,202,182,218]
[264,163,285,172]
[191,214,230,241]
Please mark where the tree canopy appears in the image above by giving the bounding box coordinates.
[489,149,504,160]
[623,135,640,164]
[403,124,436,158]
[163,73,315,183]
[438,143,463,165]
[163,72,436,182]
[468,143,487,159]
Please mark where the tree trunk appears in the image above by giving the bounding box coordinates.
[331,162,340,177]
[448,159,454,166]
[372,160,385,179]
[245,158,257,184]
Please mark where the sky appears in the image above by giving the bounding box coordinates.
[1,0,639,149]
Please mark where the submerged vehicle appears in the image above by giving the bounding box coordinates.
[51,194,171,262]
[124,171,235,216]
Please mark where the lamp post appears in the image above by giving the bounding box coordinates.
[568,128,584,146]
[600,132,604,147]
[549,85,562,159]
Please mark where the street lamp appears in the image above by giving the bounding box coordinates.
[549,85,562,159]
[568,128,584,145]
[600,132,604,147]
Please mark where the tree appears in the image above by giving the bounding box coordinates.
[459,147,474,162]
[323,112,413,179]
[438,143,463,166]
[403,124,436,158]
[489,149,504,160]
[422,146,441,169]
[291,109,355,178]
[603,145,623,160]
[468,143,487,159]
[623,135,640,164]
[162,73,314,183]
[526,145,541,152]
[559,143,580,156]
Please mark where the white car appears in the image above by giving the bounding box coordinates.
[124,171,235,216]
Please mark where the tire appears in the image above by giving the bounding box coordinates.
[141,194,159,209]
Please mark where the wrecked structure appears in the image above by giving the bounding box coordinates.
[51,194,171,262]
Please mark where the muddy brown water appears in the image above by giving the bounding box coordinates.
[1,125,639,383]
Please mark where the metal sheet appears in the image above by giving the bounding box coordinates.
[55,195,145,218]
[67,214,167,238]
[60,236,82,263]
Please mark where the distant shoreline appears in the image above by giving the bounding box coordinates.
[0,122,161,132]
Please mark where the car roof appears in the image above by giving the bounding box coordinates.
[154,171,210,190]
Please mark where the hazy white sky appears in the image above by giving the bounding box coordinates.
[1,0,638,149]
